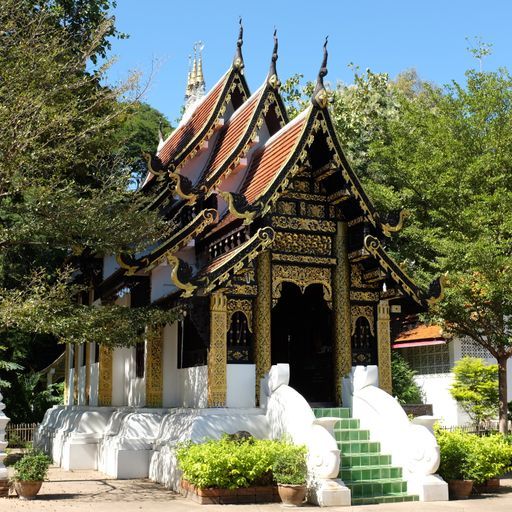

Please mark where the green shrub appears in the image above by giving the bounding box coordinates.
[391,352,424,404]
[465,435,512,484]
[436,428,512,484]
[436,428,473,480]
[272,444,308,485]
[176,436,307,489]
[12,450,51,482]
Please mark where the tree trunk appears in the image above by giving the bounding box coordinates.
[497,354,509,435]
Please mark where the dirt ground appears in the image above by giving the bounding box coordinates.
[1,466,512,511]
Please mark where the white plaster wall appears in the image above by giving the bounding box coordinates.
[150,264,175,302]
[112,347,131,407]
[162,323,179,407]
[413,373,466,427]
[178,366,208,408]
[128,345,146,407]
[180,130,220,185]
[89,362,99,406]
[102,254,120,280]
[226,364,256,408]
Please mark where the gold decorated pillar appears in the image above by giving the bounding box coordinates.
[254,251,272,402]
[377,299,392,394]
[208,292,227,407]
[146,326,164,407]
[332,221,352,405]
[98,345,113,406]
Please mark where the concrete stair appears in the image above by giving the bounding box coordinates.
[313,407,419,506]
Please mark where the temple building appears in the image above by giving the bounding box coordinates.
[40,24,448,506]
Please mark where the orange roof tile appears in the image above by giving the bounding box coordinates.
[141,71,231,189]
[159,72,229,165]
[204,86,264,184]
[240,108,310,204]
[395,324,444,343]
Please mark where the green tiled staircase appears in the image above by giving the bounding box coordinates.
[313,407,419,506]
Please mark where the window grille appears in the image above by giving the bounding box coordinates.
[227,312,253,363]
[401,344,450,375]
[460,337,492,359]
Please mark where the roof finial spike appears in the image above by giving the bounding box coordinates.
[267,28,280,89]
[233,17,244,71]
[312,35,329,108]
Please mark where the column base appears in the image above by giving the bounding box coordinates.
[308,478,351,507]
[407,474,449,502]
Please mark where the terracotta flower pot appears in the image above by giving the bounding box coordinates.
[448,479,473,499]
[277,483,307,506]
[14,480,43,500]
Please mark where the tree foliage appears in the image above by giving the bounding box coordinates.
[0,0,176,403]
[391,351,424,404]
[450,356,499,430]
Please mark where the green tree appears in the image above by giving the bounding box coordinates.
[391,351,424,404]
[0,0,177,399]
[450,357,499,431]
[113,102,172,184]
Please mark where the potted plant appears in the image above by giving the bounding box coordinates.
[436,428,473,498]
[12,450,51,500]
[436,428,512,499]
[272,444,308,507]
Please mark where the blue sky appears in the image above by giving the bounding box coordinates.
[108,1,511,123]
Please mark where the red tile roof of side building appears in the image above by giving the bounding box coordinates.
[394,324,445,343]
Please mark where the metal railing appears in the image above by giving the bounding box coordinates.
[5,422,38,447]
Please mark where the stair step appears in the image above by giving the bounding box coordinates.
[338,440,381,455]
[345,478,408,498]
[313,407,351,419]
[341,454,392,467]
[340,465,402,481]
[335,429,370,442]
[334,418,360,429]
[351,493,419,505]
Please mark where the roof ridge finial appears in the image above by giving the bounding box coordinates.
[267,28,280,89]
[233,17,244,71]
[312,36,329,108]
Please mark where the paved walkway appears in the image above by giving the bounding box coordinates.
[1,466,512,511]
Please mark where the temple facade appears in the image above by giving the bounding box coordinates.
[43,25,449,506]
[65,29,443,411]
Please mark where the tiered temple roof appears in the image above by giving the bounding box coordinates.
[101,25,445,310]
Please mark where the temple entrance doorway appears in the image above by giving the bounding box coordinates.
[271,282,334,403]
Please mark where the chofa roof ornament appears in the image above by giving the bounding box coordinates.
[233,17,244,71]
[312,36,329,108]
[267,29,280,89]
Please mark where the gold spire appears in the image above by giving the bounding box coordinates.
[196,41,205,87]
[185,54,193,98]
